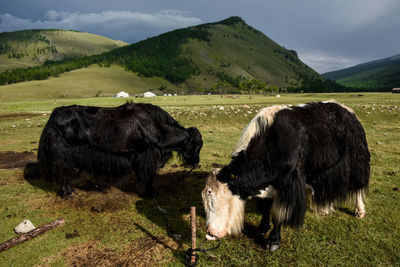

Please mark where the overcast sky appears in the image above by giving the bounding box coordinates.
[1,0,399,73]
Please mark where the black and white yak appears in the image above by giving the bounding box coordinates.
[202,101,370,251]
[38,102,203,197]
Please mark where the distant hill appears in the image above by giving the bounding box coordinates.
[101,16,336,92]
[322,53,400,91]
[179,16,322,90]
[0,29,127,72]
[0,17,342,92]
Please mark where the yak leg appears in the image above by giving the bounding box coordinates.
[133,165,156,197]
[133,148,160,197]
[265,218,282,252]
[355,191,366,219]
[256,198,274,235]
[56,166,74,198]
[58,179,74,198]
[318,202,335,216]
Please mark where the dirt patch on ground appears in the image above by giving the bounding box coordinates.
[0,140,23,147]
[49,187,138,213]
[63,235,178,266]
[0,151,37,169]
[0,113,43,120]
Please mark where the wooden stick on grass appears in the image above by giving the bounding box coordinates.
[190,206,196,265]
[0,218,65,252]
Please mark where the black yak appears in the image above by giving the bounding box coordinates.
[38,102,203,197]
[202,101,370,251]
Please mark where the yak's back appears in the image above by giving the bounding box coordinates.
[40,102,183,150]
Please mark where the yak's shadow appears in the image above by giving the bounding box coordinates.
[134,170,209,261]
[335,206,356,216]
[23,162,130,194]
[23,162,209,261]
[23,162,58,193]
[23,164,267,260]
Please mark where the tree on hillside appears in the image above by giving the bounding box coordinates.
[211,80,230,94]
[239,79,268,94]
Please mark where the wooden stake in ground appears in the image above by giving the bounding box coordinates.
[0,218,65,252]
[190,206,196,265]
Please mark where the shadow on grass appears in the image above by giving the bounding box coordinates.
[335,206,355,216]
[133,222,176,251]
[135,170,209,263]
[23,162,209,263]
[23,162,58,193]
[23,161,208,199]
[22,161,140,195]
[23,162,118,195]
[243,222,269,249]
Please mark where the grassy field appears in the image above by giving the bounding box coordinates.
[0,65,181,102]
[0,93,399,266]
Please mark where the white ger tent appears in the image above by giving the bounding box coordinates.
[143,91,156,97]
[116,91,129,98]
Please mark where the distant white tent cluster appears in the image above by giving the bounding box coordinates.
[114,91,179,98]
[115,91,158,98]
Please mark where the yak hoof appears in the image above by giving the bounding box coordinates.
[269,244,279,252]
[265,238,280,252]
[57,186,74,198]
[266,241,280,252]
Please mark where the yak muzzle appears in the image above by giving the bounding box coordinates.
[205,227,227,241]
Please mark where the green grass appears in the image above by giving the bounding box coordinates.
[0,65,181,102]
[0,93,399,266]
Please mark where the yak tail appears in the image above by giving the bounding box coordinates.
[271,167,307,228]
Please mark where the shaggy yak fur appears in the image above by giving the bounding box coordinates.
[202,101,370,251]
[38,102,203,197]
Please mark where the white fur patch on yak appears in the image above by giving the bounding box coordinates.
[202,168,246,239]
[256,185,278,198]
[232,105,288,156]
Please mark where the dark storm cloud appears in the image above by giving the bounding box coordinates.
[1,0,399,73]
[0,10,202,43]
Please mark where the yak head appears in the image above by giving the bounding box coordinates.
[180,127,203,167]
[202,168,245,240]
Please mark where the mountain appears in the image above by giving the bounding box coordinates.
[322,53,400,91]
[0,17,341,92]
[0,29,127,72]
[103,16,329,92]
[176,16,322,90]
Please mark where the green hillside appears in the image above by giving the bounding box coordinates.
[0,17,342,92]
[177,18,306,90]
[0,29,127,72]
[0,65,180,101]
[322,53,400,91]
